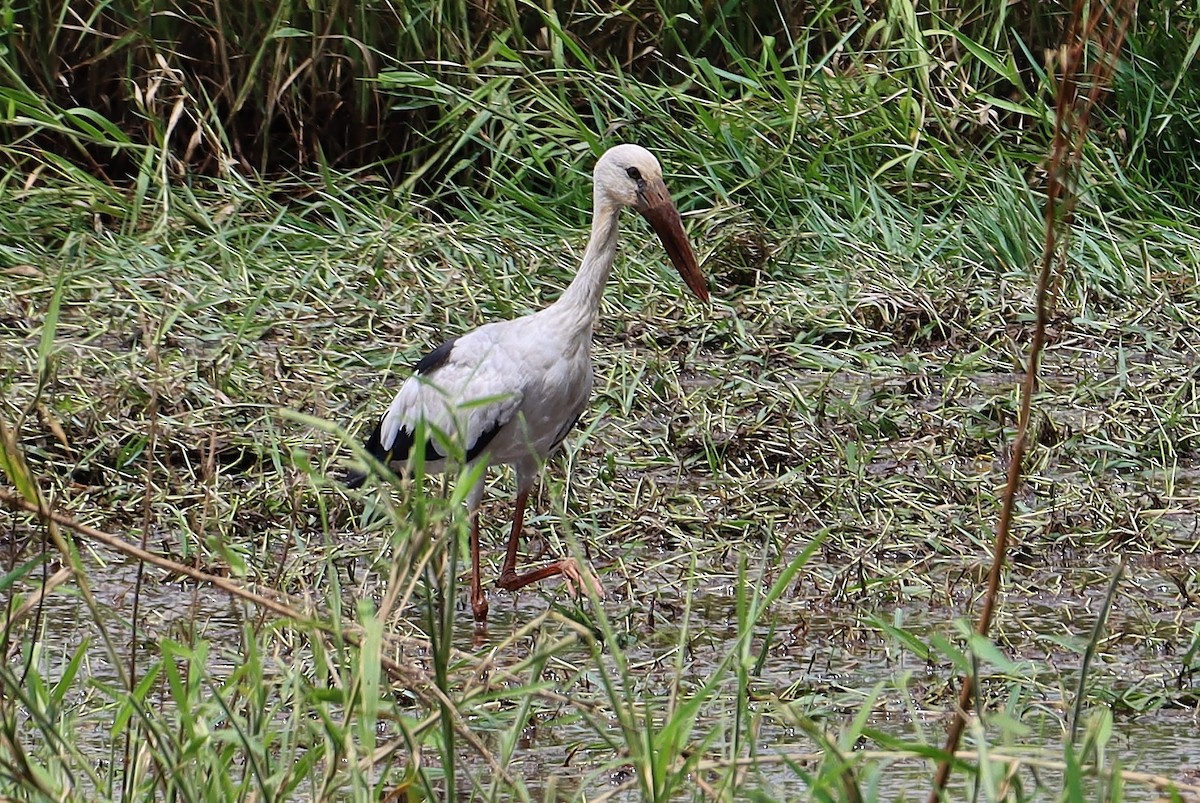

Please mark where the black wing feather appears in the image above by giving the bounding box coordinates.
[345,418,456,488]
[414,337,458,375]
[343,337,460,488]
[343,420,390,488]
[549,411,584,453]
[344,335,516,487]
[464,418,505,462]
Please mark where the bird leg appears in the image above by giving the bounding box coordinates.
[496,488,605,601]
[469,508,489,623]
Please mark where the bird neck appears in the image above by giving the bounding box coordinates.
[550,197,621,333]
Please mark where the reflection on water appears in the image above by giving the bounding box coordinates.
[14,544,1200,801]
[10,551,250,797]
[31,557,246,683]
[458,550,1200,801]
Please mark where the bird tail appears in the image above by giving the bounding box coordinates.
[343,468,369,489]
[343,422,391,489]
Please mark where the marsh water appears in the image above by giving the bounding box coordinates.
[24,540,1200,801]
[12,354,1200,798]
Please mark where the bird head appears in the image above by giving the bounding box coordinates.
[594,144,709,302]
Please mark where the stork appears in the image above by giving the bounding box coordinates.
[346,144,708,624]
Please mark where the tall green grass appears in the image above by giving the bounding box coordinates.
[3,0,1200,801]
[4,0,1195,207]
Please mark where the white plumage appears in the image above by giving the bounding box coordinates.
[347,143,708,625]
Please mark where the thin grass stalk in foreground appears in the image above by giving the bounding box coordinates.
[928,1,1135,799]
[1069,555,1126,744]
[122,330,160,797]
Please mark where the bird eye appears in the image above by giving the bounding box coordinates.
[626,166,642,181]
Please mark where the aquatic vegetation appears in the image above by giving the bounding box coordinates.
[2,0,1199,799]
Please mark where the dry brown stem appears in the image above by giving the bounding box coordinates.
[927,1,1136,799]
[0,488,515,786]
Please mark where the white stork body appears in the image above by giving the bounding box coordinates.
[348,144,708,624]
[377,308,593,486]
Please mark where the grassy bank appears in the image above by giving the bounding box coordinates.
[4,0,1200,800]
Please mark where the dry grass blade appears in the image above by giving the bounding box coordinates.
[0,566,72,630]
[928,1,1138,799]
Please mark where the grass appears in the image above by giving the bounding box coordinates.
[4,152,1199,799]
[4,0,1200,800]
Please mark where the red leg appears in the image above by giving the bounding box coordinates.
[498,487,531,583]
[496,488,604,599]
[469,508,489,623]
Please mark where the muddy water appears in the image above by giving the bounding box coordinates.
[13,547,1199,801]
[7,554,248,797]
[26,558,246,686]
[462,551,1200,801]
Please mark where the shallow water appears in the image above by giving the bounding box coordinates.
[11,539,1200,800]
[458,550,1200,800]
[26,557,246,686]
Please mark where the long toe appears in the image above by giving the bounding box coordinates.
[561,558,606,601]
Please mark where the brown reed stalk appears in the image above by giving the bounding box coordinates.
[0,487,527,786]
[927,1,1135,799]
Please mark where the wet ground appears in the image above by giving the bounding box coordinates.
[6,312,1200,798]
[7,342,1200,798]
[473,552,1200,800]
[18,541,1199,801]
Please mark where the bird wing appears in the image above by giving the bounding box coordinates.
[376,326,525,466]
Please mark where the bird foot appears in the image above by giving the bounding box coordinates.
[495,557,606,602]
[559,557,606,602]
[471,592,489,624]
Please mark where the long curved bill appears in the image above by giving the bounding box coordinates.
[636,178,709,302]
